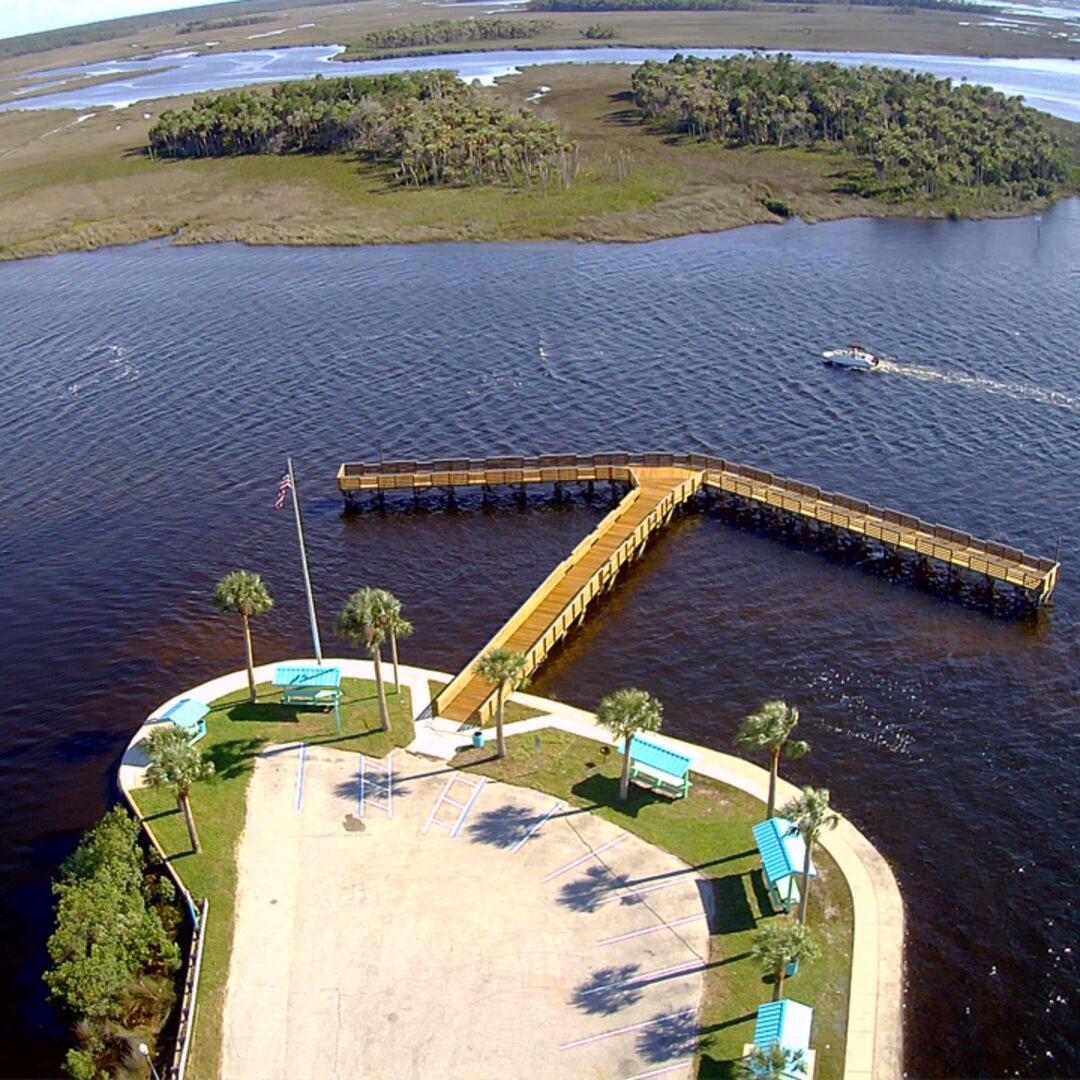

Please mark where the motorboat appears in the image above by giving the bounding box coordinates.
[822,345,881,371]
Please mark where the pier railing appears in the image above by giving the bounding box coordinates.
[432,481,644,718]
[339,451,1059,605]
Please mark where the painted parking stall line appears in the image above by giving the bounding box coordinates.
[597,913,707,946]
[558,1008,695,1051]
[422,773,487,837]
[578,959,706,997]
[540,834,627,883]
[294,742,307,811]
[596,876,699,906]
[509,799,565,854]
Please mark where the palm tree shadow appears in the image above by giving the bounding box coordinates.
[636,1009,699,1064]
[465,804,538,848]
[206,738,264,781]
[558,863,631,913]
[571,964,643,1015]
[331,772,415,806]
[569,773,670,818]
[693,1012,762,1078]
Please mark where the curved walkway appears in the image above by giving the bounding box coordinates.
[119,658,904,1080]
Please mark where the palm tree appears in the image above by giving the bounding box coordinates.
[336,588,392,733]
[144,725,215,854]
[387,611,413,693]
[734,700,808,819]
[780,786,840,925]
[596,687,664,802]
[213,571,273,704]
[734,1040,807,1080]
[750,919,819,1001]
[474,647,528,759]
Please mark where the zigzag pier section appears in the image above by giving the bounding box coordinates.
[337,452,1061,724]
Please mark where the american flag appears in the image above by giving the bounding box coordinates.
[274,471,292,510]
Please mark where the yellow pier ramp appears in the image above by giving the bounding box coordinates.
[433,465,701,725]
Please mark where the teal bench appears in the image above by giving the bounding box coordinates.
[161,698,209,744]
[273,665,343,732]
[280,686,341,709]
[619,737,693,798]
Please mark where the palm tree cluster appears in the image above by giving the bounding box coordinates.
[147,73,577,190]
[337,586,412,733]
[632,54,1075,201]
[349,17,553,52]
[529,0,746,11]
[531,0,992,11]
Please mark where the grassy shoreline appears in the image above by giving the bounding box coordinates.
[1,63,1074,262]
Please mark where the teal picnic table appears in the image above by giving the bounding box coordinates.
[160,698,209,743]
[617,736,694,798]
[273,665,343,732]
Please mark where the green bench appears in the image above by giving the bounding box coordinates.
[273,665,343,732]
[280,686,341,709]
[619,736,694,799]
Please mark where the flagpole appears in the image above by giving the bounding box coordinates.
[288,456,323,665]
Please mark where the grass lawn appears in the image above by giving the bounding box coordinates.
[130,678,413,1080]
[452,730,853,1079]
[427,678,546,726]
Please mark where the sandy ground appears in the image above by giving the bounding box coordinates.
[222,744,712,1080]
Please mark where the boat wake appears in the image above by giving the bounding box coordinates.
[874,360,1079,412]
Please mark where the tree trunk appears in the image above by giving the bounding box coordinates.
[773,963,785,1002]
[241,613,256,704]
[180,790,202,854]
[768,746,780,818]
[619,735,632,801]
[390,631,401,693]
[798,837,813,925]
[495,685,507,760]
[372,647,391,733]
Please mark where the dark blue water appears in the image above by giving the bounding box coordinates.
[1,207,1078,1077]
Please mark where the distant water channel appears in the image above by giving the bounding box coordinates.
[2,208,1079,1077]
[5,45,1080,121]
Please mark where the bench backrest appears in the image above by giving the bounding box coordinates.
[630,737,692,778]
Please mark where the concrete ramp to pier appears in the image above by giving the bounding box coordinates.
[434,465,701,725]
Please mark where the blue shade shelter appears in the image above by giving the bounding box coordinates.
[160,698,209,743]
[616,736,694,798]
[748,999,815,1079]
[752,817,816,912]
[273,665,343,732]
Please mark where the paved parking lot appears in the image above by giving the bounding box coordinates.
[222,745,711,1080]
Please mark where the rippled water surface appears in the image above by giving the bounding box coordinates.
[2,208,1079,1077]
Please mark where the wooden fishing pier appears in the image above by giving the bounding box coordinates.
[337,452,1060,725]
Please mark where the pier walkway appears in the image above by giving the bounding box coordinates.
[432,464,701,724]
[338,452,1059,725]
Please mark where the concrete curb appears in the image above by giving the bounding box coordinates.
[120,659,904,1080]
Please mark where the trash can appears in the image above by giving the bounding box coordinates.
[472,729,485,749]
[784,957,799,978]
